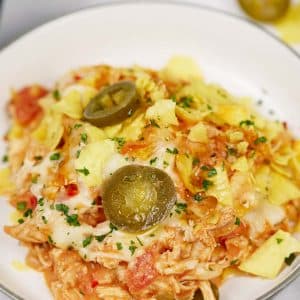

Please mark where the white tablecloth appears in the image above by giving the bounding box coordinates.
[0,1,299,299]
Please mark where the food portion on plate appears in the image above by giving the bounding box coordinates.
[1,56,300,300]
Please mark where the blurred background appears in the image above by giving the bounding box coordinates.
[0,0,299,300]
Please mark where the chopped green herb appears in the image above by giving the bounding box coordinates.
[82,236,93,248]
[230,259,239,266]
[55,203,69,215]
[116,242,123,250]
[48,235,54,244]
[34,155,43,161]
[80,133,88,144]
[276,238,283,244]
[23,209,33,218]
[202,179,213,190]
[2,155,8,163]
[31,175,39,184]
[170,95,176,102]
[17,218,24,224]
[52,90,61,100]
[207,104,213,110]
[227,147,237,156]
[66,214,80,226]
[50,152,60,161]
[235,217,241,226]
[109,222,118,231]
[149,233,155,237]
[38,197,44,206]
[129,240,137,256]
[163,160,169,167]
[179,96,193,108]
[136,237,144,246]
[193,193,203,202]
[112,137,126,149]
[17,201,27,211]
[175,202,187,214]
[42,215,48,224]
[285,253,296,266]
[74,123,83,129]
[149,157,158,165]
[166,147,179,155]
[207,168,217,177]
[192,157,200,166]
[254,136,267,144]
[76,167,90,176]
[76,150,81,158]
[239,120,255,127]
[201,165,209,171]
[95,234,108,242]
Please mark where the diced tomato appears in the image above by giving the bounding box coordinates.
[218,222,248,247]
[126,250,158,292]
[13,85,48,126]
[29,195,38,209]
[120,141,147,155]
[65,183,79,197]
[91,279,99,288]
[74,74,82,81]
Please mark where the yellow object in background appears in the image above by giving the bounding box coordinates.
[276,3,300,44]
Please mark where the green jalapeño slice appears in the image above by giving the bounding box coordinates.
[102,165,177,232]
[83,81,139,127]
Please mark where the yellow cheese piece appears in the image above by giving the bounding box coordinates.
[239,230,300,278]
[161,56,202,81]
[0,168,15,195]
[215,104,250,126]
[269,172,300,205]
[146,99,178,127]
[232,157,249,172]
[188,122,208,143]
[208,166,233,206]
[74,140,116,187]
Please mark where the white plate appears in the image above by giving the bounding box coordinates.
[0,1,300,300]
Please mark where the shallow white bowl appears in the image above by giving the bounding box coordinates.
[0,1,299,300]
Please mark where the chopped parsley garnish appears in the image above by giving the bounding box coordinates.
[76,150,81,158]
[112,137,126,149]
[31,175,39,184]
[285,253,296,266]
[116,242,123,250]
[23,209,33,218]
[207,168,217,177]
[178,96,193,108]
[66,214,80,226]
[55,203,69,215]
[74,123,83,129]
[17,201,27,211]
[230,259,239,266]
[2,155,8,163]
[235,217,241,226]
[82,236,93,248]
[38,197,44,206]
[193,193,203,202]
[136,237,144,246]
[50,152,60,161]
[95,234,107,242]
[254,136,267,144]
[149,119,160,128]
[239,120,255,127]
[48,235,54,244]
[149,157,158,165]
[163,160,169,167]
[129,240,137,256]
[109,222,118,231]
[175,202,187,214]
[192,157,200,166]
[227,147,237,156]
[202,179,213,190]
[170,95,176,102]
[149,233,155,237]
[276,238,283,244]
[42,216,48,224]
[17,218,24,224]
[166,147,179,155]
[207,104,213,110]
[52,89,61,100]
[34,155,43,161]
[76,167,90,176]
[201,165,209,171]
[80,133,88,144]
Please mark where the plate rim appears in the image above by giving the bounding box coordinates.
[0,1,299,300]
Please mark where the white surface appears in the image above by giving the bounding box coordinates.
[0,1,300,300]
